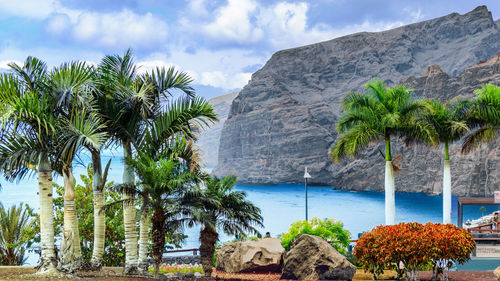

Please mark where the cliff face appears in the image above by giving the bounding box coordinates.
[214,6,500,196]
[197,92,238,170]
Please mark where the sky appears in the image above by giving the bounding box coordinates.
[0,0,499,99]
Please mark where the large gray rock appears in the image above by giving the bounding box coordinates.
[214,6,500,196]
[216,238,284,273]
[281,234,355,280]
[197,92,238,170]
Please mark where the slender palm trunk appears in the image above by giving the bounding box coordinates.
[122,141,139,275]
[91,150,105,269]
[59,167,82,272]
[36,156,58,274]
[199,224,218,277]
[385,138,396,225]
[443,142,452,224]
[138,208,150,272]
[151,210,165,279]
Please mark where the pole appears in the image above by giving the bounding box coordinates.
[305,177,308,221]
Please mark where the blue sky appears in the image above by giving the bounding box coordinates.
[0,0,499,99]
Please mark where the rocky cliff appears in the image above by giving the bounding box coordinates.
[214,6,500,196]
[197,92,238,170]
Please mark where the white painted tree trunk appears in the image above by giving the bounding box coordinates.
[36,158,58,274]
[138,210,150,272]
[385,161,396,225]
[91,152,105,269]
[59,168,82,272]
[123,142,139,275]
[443,160,452,224]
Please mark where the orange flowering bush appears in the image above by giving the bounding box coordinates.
[423,223,475,280]
[354,223,475,281]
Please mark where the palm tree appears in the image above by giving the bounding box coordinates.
[184,175,263,277]
[0,203,36,265]
[417,100,469,224]
[0,57,60,275]
[95,49,199,275]
[462,84,500,154]
[330,78,435,225]
[49,62,107,272]
[127,152,200,278]
[0,58,107,274]
[133,98,218,272]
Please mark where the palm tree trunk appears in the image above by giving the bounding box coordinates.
[59,166,82,272]
[122,141,139,275]
[199,224,218,277]
[385,138,396,225]
[151,210,165,279]
[36,156,58,274]
[138,209,150,272]
[443,142,452,224]
[91,150,105,269]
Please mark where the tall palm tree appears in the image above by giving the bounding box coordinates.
[330,78,435,225]
[184,175,263,277]
[416,100,469,224]
[49,62,107,272]
[0,57,59,275]
[95,49,199,274]
[462,84,500,154]
[134,98,218,272]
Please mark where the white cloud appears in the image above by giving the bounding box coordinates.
[0,0,57,19]
[0,0,169,50]
[139,47,265,90]
[45,13,71,36]
[45,9,168,49]
[200,71,252,89]
[187,0,210,17]
[203,0,263,44]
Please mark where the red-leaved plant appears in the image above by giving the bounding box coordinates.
[353,223,475,281]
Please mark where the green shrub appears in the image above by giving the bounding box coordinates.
[280,217,351,254]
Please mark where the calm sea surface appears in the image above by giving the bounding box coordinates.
[0,153,496,265]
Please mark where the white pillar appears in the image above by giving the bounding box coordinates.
[385,161,396,225]
[443,160,452,224]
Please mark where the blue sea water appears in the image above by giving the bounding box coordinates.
[0,153,497,265]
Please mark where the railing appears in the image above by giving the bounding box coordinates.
[164,248,199,255]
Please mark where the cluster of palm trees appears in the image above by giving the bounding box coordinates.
[0,50,263,277]
[331,79,500,225]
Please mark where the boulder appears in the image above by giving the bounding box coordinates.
[281,234,355,280]
[216,238,284,273]
[494,266,500,280]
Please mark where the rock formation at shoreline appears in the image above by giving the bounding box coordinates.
[197,92,238,170]
[214,6,500,196]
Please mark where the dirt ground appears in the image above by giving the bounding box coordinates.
[0,267,495,281]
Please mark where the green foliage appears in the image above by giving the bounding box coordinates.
[0,203,37,265]
[280,217,351,254]
[331,78,435,162]
[462,84,500,154]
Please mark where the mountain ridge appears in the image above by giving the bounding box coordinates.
[214,6,500,196]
